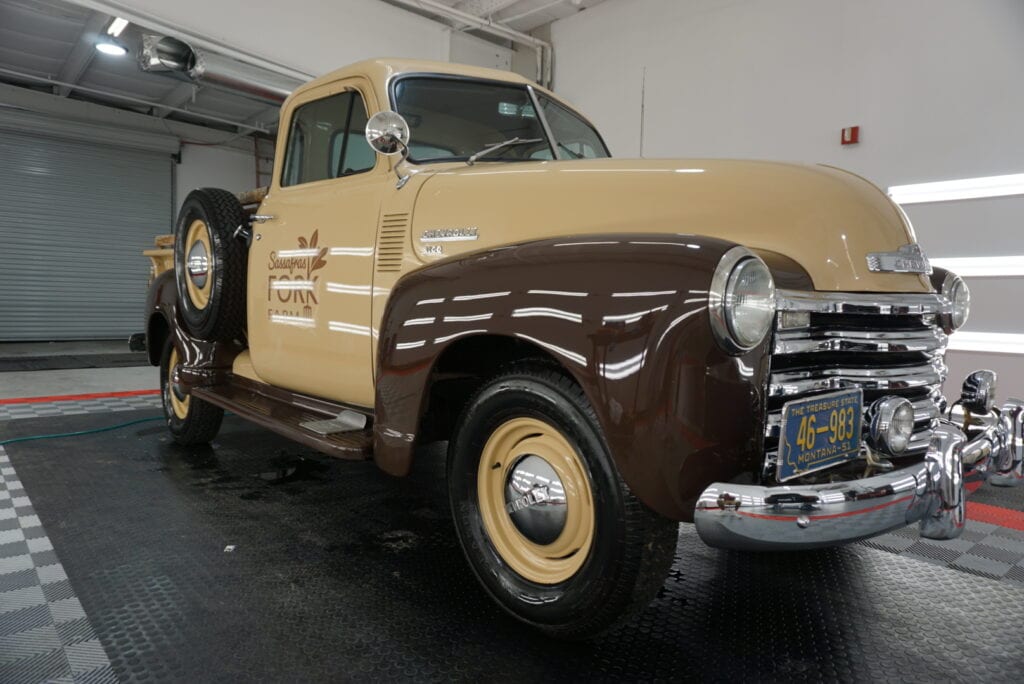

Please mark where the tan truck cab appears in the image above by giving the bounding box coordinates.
[141,58,1023,638]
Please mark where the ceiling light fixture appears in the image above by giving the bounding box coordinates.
[106,17,130,37]
[95,41,128,56]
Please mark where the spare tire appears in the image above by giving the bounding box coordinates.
[174,188,247,342]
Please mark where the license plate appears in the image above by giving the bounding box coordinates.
[777,388,863,482]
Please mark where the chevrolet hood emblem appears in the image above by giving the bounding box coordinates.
[866,244,932,275]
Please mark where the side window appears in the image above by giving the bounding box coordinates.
[281,90,376,187]
[539,96,610,160]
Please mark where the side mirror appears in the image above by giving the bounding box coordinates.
[365,111,410,156]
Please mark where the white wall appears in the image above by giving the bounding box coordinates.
[550,0,1024,393]
[550,0,1024,189]
[450,30,512,71]
[175,144,256,211]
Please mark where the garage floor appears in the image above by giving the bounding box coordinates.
[2,399,1024,682]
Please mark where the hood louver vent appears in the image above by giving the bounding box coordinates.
[376,213,409,273]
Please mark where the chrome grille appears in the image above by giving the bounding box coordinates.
[764,289,949,482]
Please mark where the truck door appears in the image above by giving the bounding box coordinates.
[247,79,383,408]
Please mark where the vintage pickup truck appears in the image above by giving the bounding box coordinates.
[138,58,1023,638]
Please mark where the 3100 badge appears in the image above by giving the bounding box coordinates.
[778,388,863,482]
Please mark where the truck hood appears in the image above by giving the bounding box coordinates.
[410,158,932,293]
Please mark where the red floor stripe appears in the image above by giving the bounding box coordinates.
[967,501,1024,532]
[0,389,160,405]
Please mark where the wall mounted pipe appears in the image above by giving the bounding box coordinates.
[139,35,303,106]
[389,0,553,86]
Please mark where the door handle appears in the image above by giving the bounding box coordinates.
[252,214,275,224]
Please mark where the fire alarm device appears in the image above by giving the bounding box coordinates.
[841,126,860,145]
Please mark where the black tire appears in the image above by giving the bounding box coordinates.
[174,188,247,342]
[448,364,678,639]
[159,338,224,445]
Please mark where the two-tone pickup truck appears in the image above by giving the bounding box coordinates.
[139,58,1023,638]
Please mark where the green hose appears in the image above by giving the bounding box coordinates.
[0,416,166,447]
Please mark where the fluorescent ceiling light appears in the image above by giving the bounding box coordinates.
[106,17,129,37]
[947,331,1024,355]
[930,256,1024,277]
[95,41,127,56]
[889,173,1024,205]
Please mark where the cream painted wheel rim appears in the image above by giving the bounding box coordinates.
[477,417,595,585]
[167,347,190,420]
[184,219,213,310]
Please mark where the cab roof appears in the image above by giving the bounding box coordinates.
[291,58,536,99]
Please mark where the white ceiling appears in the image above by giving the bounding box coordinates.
[391,0,607,32]
[0,0,282,133]
[0,0,605,134]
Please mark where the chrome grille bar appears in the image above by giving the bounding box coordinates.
[768,359,947,398]
[776,290,951,315]
[765,289,948,480]
[773,327,948,355]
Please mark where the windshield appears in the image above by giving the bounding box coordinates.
[391,76,610,164]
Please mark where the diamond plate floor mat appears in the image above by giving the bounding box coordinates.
[2,411,1024,681]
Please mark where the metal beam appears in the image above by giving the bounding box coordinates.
[238,106,280,134]
[454,0,523,16]
[154,81,198,118]
[54,11,110,97]
[0,80,259,152]
[452,0,522,31]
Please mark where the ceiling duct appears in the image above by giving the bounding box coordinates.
[139,35,302,105]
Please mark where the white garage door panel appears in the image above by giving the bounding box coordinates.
[0,130,172,340]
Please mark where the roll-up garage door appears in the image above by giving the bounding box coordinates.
[0,129,172,340]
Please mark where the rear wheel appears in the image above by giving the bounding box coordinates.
[448,365,678,639]
[159,338,223,445]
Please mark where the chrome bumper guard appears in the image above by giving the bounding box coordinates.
[694,393,1024,552]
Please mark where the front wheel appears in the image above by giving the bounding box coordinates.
[448,365,678,639]
[159,338,224,445]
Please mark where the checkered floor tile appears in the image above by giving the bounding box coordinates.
[0,446,116,683]
[861,518,1024,584]
[0,395,160,422]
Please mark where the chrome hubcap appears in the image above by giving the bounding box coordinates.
[170,365,187,403]
[187,240,209,288]
[503,454,568,545]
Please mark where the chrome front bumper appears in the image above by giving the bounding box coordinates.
[694,396,1024,551]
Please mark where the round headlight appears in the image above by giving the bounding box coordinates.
[961,369,997,413]
[942,273,970,330]
[710,247,776,354]
[868,396,915,455]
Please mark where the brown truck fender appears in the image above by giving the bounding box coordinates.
[143,270,242,387]
[374,233,790,521]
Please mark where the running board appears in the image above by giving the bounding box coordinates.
[191,378,373,461]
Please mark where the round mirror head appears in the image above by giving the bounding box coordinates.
[365,111,410,156]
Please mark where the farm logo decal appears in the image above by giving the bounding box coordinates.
[267,230,327,320]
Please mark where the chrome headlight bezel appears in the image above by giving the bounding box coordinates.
[941,272,970,331]
[868,396,915,455]
[709,247,776,355]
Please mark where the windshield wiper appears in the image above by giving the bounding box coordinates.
[557,142,583,159]
[466,137,544,166]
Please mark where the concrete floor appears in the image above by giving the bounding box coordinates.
[0,340,156,400]
[0,340,128,357]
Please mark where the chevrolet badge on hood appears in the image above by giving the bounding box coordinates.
[866,244,932,274]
